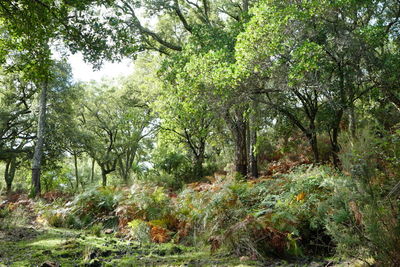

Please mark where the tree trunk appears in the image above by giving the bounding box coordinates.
[249,100,258,178]
[225,109,248,178]
[5,160,10,192]
[193,147,205,179]
[101,167,107,186]
[90,158,95,183]
[307,123,319,163]
[243,0,249,13]
[234,120,248,177]
[249,125,258,178]
[73,152,79,190]
[348,102,357,139]
[330,109,343,168]
[31,81,48,197]
[4,157,16,193]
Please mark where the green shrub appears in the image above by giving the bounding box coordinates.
[326,129,400,266]
[68,186,122,228]
[90,223,103,237]
[128,219,151,243]
[128,182,172,221]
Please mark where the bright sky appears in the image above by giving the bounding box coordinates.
[69,52,133,82]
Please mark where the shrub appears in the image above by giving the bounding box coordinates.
[128,219,151,243]
[326,129,400,266]
[68,186,122,228]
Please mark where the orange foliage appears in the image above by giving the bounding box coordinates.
[150,226,170,243]
[296,192,305,202]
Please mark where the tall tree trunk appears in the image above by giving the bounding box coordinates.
[234,119,248,177]
[348,102,357,139]
[101,166,107,186]
[73,152,79,190]
[193,145,205,179]
[31,81,48,197]
[90,158,95,183]
[225,109,248,177]
[249,100,258,178]
[249,124,258,178]
[246,121,251,174]
[330,109,343,168]
[5,159,10,192]
[4,157,16,193]
[307,122,319,163]
[243,0,249,13]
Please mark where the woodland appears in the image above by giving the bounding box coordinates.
[1,0,400,266]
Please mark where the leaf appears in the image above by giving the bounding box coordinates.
[296,192,305,202]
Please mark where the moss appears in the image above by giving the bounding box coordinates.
[0,227,265,267]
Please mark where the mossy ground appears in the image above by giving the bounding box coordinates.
[0,227,264,266]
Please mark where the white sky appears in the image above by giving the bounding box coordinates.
[69,52,133,82]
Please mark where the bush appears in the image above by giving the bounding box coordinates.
[326,129,400,266]
[173,168,336,258]
[128,219,151,243]
[69,186,122,228]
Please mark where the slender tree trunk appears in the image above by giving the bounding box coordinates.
[101,166,107,186]
[4,158,16,193]
[249,100,258,178]
[73,152,79,190]
[246,121,251,174]
[249,125,258,178]
[235,120,248,177]
[330,109,343,168]
[348,102,357,139]
[8,158,16,193]
[5,160,10,192]
[31,81,48,197]
[90,158,95,183]
[193,146,205,179]
[225,109,248,177]
[243,0,249,13]
[307,122,319,163]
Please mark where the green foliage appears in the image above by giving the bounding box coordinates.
[326,129,400,266]
[128,182,172,221]
[68,186,122,228]
[128,219,151,243]
[90,223,104,237]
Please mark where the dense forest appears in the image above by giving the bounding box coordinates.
[1,0,400,266]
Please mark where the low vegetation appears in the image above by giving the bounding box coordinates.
[1,0,400,266]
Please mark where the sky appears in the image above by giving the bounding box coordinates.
[68,52,133,82]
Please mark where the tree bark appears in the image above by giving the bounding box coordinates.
[249,123,258,178]
[90,158,95,183]
[225,109,248,178]
[307,121,319,163]
[31,81,48,197]
[234,119,248,177]
[243,0,249,13]
[101,167,107,187]
[193,145,205,178]
[4,157,16,193]
[73,152,79,190]
[348,102,357,139]
[329,109,343,168]
[249,100,258,178]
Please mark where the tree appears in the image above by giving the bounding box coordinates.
[78,79,153,186]
[236,0,400,165]
[0,68,35,192]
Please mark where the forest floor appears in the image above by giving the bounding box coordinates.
[0,225,258,267]
[0,224,343,267]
